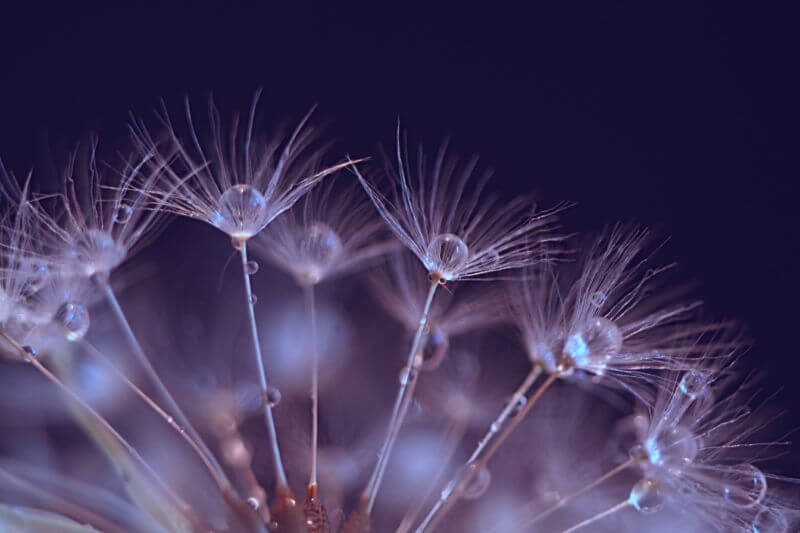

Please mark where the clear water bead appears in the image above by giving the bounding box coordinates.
[249,294,258,305]
[246,496,260,510]
[563,317,622,371]
[679,370,712,399]
[590,290,607,307]
[215,185,268,239]
[645,425,698,472]
[21,345,37,358]
[246,260,259,275]
[420,327,449,370]
[264,386,281,407]
[629,478,663,514]
[399,366,417,386]
[722,464,767,508]
[54,302,90,341]
[752,507,789,533]
[461,466,491,500]
[113,204,133,223]
[424,233,469,280]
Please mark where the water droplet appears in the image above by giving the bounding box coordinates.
[21,345,37,358]
[510,395,527,417]
[246,496,260,510]
[722,464,767,508]
[752,507,788,533]
[215,185,268,239]
[54,302,90,341]
[629,478,663,514]
[113,204,133,223]
[399,366,417,386]
[591,291,607,308]
[249,294,258,305]
[246,260,259,275]
[424,233,469,280]
[420,327,449,370]
[679,370,712,399]
[298,222,343,284]
[563,317,622,372]
[461,466,491,500]
[264,386,281,407]
[645,425,698,472]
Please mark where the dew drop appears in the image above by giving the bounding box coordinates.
[424,233,469,280]
[752,507,788,533]
[113,204,133,224]
[249,294,258,305]
[21,345,37,358]
[629,478,663,514]
[591,291,607,308]
[264,386,281,408]
[215,185,268,239]
[246,260,259,275]
[399,366,417,386]
[722,464,767,508]
[54,302,90,341]
[645,425,698,472]
[461,466,491,500]
[420,327,449,370]
[563,317,622,371]
[246,496,260,510]
[510,395,527,417]
[679,370,712,399]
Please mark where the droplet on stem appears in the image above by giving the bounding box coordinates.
[419,327,449,370]
[215,185,268,239]
[246,260,259,275]
[265,386,281,408]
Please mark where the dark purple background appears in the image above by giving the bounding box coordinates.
[1,3,798,429]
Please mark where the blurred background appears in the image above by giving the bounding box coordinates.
[0,2,798,526]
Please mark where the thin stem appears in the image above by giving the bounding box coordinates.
[515,456,636,530]
[363,279,439,514]
[416,372,560,533]
[559,499,630,533]
[78,339,233,493]
[98,278,230,486]
[467,365,542,464]
[0,331,191,515]
[239,240,289,488]
[304,283,320,488]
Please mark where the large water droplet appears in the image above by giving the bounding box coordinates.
[723,464,767,508]
[419,327,449,370]
[424,233,469,280]
[215,185,268,239]
[679,370,712,399]
[54,302,90,341]
[752,507,788,533]
[629,478,663,514]
[563,317,622,372]
[264,386,281,407]
[645,425,698,472]
[114,204,133,224]
[246,260,259,275]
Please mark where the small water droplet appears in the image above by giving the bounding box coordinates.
[461,465,491,500]
[264,386,281,407]
[752,507,789,533]
[22,345,37,358]
[424,233,469,280]
[113,204,133,223]
[54,302,90,341]
[679,370,712,399]
[246,496,260,510]
[246,260,259,275]
[629,478,663,514]
[591,291,607,308]
[722,464,767,508]
[249,294,258,305]
[420,327,449,370]
[510,395,527,417]
[398,366,417,386]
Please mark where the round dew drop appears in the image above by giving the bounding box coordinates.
[425,233,469,280]
[420,327,449,370]
[246,260,259,275]
[215,185,268,239]
[645,425,698,472]
[679,370,712,399]
[264,386,281,408]
[246,496,260,510]
[563,317,622,371]
[398,366,417,386]
[461,466,491,500]
[751,507,789,533]
[54,302,90,342]
[113,204,133,224]
[722,464,767,508]
[629,478,663,514]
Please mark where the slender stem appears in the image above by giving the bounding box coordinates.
[559,500,630,533]
[416,372,560,532]
[239,240,289,488]
[515,456,636,530]
[98,278,230,486]
[304,283,320,488]
[467,366,542,464]
[0,331,190,514]
[363,279,439,514]
[78,339,233,493]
